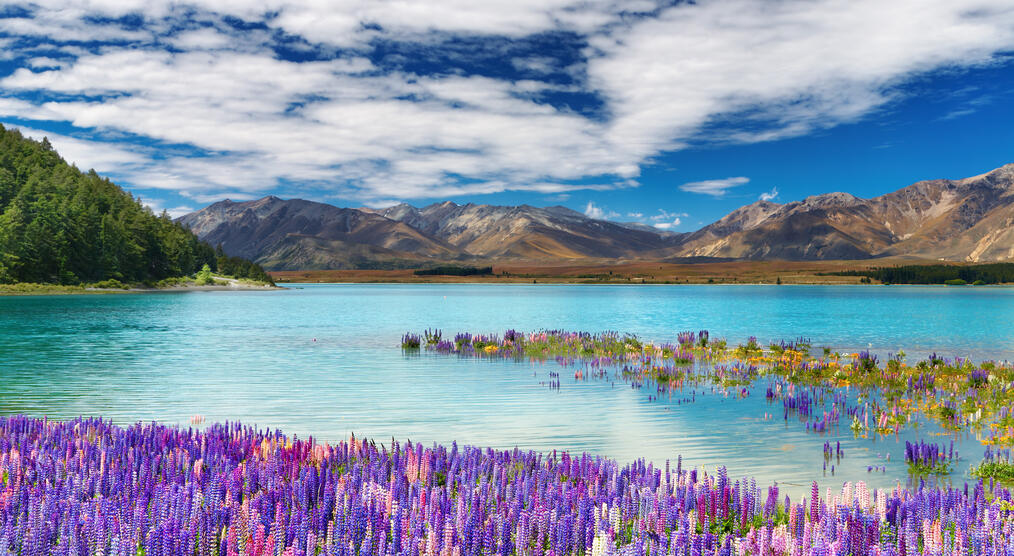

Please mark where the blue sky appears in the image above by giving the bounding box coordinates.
[0,1,1012,231]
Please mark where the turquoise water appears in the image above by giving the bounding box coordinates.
[1,284,1012,495]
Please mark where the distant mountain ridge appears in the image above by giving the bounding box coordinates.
[361,202,682,259]
[178,164,1014,269]
[678,164,1014,261]
[178,196,461,269]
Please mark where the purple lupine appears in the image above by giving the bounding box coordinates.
[0,415,1010,554]
[905,440,956,474]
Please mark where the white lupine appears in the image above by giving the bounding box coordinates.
[855,481,871,508]
[591,532,612,556]
[876,490,887,519]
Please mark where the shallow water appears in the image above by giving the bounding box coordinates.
[1,284,1011,495]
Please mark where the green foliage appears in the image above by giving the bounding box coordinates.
[90,279,128,290]
[195,263,215,286]
[215,246,274,285]
[0,125,228,285]
[972,461,1014,484]
[907,460,952,475]
[734,337,761,357]
[154,276,190,288]
[828,263,1014,285]
[0,282,88,294]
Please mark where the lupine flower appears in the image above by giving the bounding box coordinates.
[1,415,1012,555]
[905,440,957,474]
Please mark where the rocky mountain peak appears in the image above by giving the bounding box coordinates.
[796,191,863,209]
[179,163,1014,268]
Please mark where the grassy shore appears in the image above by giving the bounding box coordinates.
[0,275,278,295]
[271,258,977,285]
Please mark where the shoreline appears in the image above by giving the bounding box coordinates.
[270,259,1014,286]
[0,277,280,296]
[7,280,1006,295]
[278,279,1012,287]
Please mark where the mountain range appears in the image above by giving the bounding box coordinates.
[178,164,1014,269]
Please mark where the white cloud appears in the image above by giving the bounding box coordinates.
[269,0,614,46]
[140,199,195,218]
[584,201,604,219]
[648,209,688,222]
[588,0,1014,157]
[679,177,750,197]
[511,56,557,74]
[0,0,1012,205]
[359,198,403,209]
[26,57,65,69]
[168,27,236,51]
[939,94,995,120]
[180,190,264,204]
[759,187,780,202]
[634,208,687,229]
[0,9,152,43]
[653,218,681,230]
[583,201,619,220]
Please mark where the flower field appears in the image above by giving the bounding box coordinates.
[3,415,1014,555]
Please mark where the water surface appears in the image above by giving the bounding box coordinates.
[1,284,1011,495]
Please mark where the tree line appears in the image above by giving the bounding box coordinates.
[0,124,271,285]
[830,263,1014,284]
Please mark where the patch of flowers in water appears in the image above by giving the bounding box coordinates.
[5,415,1014,555]
[401,333,422,349]
[904,441,957,475]
[418,329,700,366]
[822,441,844,476]
[972,447,1014,485]
[769,386,845,433]
[404,328,1014,480]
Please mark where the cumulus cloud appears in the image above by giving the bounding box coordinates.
[679,177,750,197]
[0,0,1012,205]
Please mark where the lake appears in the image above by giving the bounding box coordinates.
[1,284,1012,495]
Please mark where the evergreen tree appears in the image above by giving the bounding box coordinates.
[0,124,272,285]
